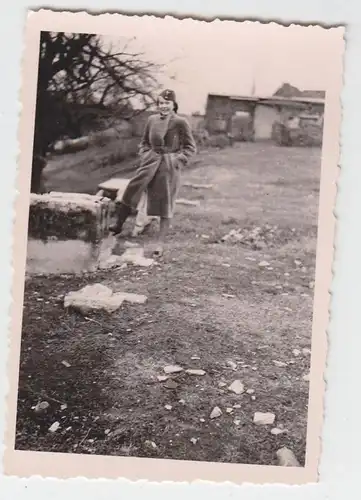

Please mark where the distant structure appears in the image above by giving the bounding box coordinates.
[204,83,325,141]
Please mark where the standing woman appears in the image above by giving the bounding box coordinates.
[110,89,197,255]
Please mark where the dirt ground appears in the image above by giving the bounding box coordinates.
[16,142,321,466]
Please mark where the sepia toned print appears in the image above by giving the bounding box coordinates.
[4,10,343,484]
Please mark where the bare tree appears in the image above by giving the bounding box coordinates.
[32,31,161,193]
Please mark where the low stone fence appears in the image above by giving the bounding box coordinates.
[27,192,115,274]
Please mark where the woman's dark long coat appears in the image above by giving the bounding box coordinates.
[121,113,197,218]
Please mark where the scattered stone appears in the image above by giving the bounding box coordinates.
[186,369,206,376]
[164,405,172,411]
[210,406,222,419]
[271,427,287,436]
[60,404,67,411]
[226,360,237,370]
[226,407,234,414]
[302,348,311,356]
[233,404,241,409]
[273,360,287,368]
[179,399,185,404]
[164,365,183,374]
[144,440,158,450]
[222,293,236,299]
[222,263,231,267]
[61,360,71,368]
[253,412,275,426]
[251,367,258,371]
[48,421,60,433]
[292,349,301,357]
[64,284,146,314]
[303,373,310,382]
[157,375,169,382]
[164,379,179,390]
[119,247,154,267]
[201,234,210,239]
[191,355,201,360]
[190,437,199,445]
[176,198,201,207]
[33,401,50,414]
[276,447,300,467]
[251,396,256,401]
[294,260,302,266]
[258,261,270,268]
[309,281,315,289]
[183,182,213,189]
[228,380,245,395]
[104,429,111,435]
[233,418,241,426]
[218,381,227,388]
[246,389,255,395]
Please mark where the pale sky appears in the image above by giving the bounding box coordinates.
[101,17,343,115]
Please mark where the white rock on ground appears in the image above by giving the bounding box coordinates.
[163,365,183,374]
[258,261,270,267]
[271,427,287,435]
[48,421,60,433]
[253,412,276,426]
[33,401,50,414]
[186,369,206,376]
[276,447,300,467]
[228,380,245,395]
[210,406,222,419]
[176,198,201,207]
[226,360,237,370]
[64,284,147,314]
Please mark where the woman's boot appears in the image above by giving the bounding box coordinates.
[109,202,131,235]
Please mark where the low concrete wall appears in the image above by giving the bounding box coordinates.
[27,192,115,274]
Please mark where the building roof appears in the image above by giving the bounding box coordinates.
[207,92,325,106]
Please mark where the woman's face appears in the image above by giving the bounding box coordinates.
[158,96,174,116]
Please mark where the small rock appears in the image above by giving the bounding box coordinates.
[233,418,241,426]
[104,429,111,435]
[253,412,275,426]
[271,428,287,436]
[186,369,206,376]
[190,437,198,445]
[157,375,169,382]
[273,360,287,367]
[60,404,67,411]
[144,440,158,449]
[48,421,60,433]
[176,198,201,207]
[164,365,183,374]
[61,360,71,368]
[226,360,237,370]
[228,380,245,395]
[258,260,270,268]
[276,447,300,467]
[233,404,241,409]
[226,407,234,414]
[165,404,172,411]
[292,349,301,357]
[191,355,201,360]
[246,389,255,395]
[210,406,222,419]
[302,348,311,356]
[179,399,185,404]
[251,396,256,401]
[200,418,205,423]
[222,293,236,299]
[218,381,227,388]
[309,281,315,289]
[303,373,310,382]
[164,379,179,390]
[34,401,50,414]
[294,260,302,266]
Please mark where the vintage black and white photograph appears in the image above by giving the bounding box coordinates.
[5,11,343,482]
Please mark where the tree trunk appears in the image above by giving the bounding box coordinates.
[31,155,47,194]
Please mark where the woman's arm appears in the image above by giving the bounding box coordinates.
[138,117,152,156]
[177,118,197,165]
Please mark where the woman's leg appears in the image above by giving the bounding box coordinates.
[110,163,158,235]
[152,217,171,257]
